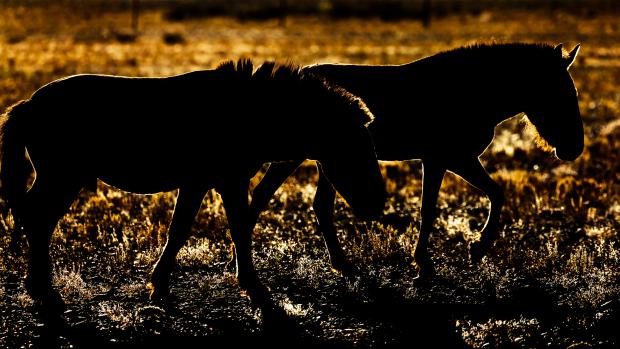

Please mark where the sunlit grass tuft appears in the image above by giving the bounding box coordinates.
[53,266,94,303]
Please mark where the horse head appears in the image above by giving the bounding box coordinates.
[524,43,584,161]
[315,89,386,221]
[318,124,386,221]
[251,62,387,221]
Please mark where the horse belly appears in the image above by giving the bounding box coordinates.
[98,166,188,194]
[27,134,209,194]
[95,150,215,194]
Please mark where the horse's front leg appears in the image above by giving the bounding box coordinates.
[314,163,355,275]
[149,188,205,301]
[449,159,504,263]
[249,160,304,219]
[22,178,80,312]
[414,161,446,280]
[220,183,270,301]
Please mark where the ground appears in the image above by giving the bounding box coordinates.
[0,4,619,348]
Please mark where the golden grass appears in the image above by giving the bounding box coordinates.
[0,4,618,348]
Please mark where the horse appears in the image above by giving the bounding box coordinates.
[0,59,387,310]
[249,43,583,278]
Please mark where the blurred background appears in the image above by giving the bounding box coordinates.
[0,1,619,348]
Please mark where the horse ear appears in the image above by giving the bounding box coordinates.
[565,44,581,70]
[554,43,564,57]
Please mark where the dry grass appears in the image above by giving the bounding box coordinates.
[0,3,619,348]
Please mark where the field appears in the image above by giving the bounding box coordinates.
[0,3,619,348]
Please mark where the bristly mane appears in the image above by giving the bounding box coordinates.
[421,42,560,68]
[216,58,254,80]
[448,42,555,54]
[216,58,374,126]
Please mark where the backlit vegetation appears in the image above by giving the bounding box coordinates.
[0,4,618,348]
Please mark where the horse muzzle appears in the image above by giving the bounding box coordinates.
[554,143,584,161]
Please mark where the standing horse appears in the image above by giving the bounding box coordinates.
[0,59,387,310]
[251,43,583,278]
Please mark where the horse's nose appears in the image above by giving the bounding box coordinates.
[555,142,583,161]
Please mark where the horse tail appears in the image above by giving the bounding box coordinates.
[0,99,32,222]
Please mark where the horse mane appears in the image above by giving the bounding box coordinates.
[448,42,555,55]
[216,58,254,80]
[419,42,560,69]
[216,58,374,127]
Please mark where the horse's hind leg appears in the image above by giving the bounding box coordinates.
[415,161,446,280]
[219,182,270,302]
[21,176,81,311]
[149,188,205,301]
[449,159,504,263]
[314,163,354,275]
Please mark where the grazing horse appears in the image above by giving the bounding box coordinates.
[250,43,583,278]
[0,59,386,309]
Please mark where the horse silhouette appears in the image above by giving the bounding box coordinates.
[0,59,387,310]
[250,43,583,278]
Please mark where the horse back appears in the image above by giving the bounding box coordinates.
[306,62,512,161]
[20,72,260,192]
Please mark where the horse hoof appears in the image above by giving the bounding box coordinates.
[148,266,172,301]
[330,259,358,277]
[413,259,435,283]
[25,278,64,310]
[239,278,271,304]
[31,291,66,315]
[469,241,488,264]
[147,281,170,302]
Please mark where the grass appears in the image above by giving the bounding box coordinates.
[0,3,619,348]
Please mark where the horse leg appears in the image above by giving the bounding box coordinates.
[414,161,446,280]
[240,160,301,272]
[314,163,354,275]
[249,160,304,219]
[449,159,504,263]
[220,183,269,301]
[22,177,80,311]
[149,188,205,301]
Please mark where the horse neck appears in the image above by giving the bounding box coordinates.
[447,63,536,126]
[251,120,318,163]
[490,75,532,125]
[497,67,544,122]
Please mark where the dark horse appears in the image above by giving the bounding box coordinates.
[0,59,386,309]
[250,43,583,278]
